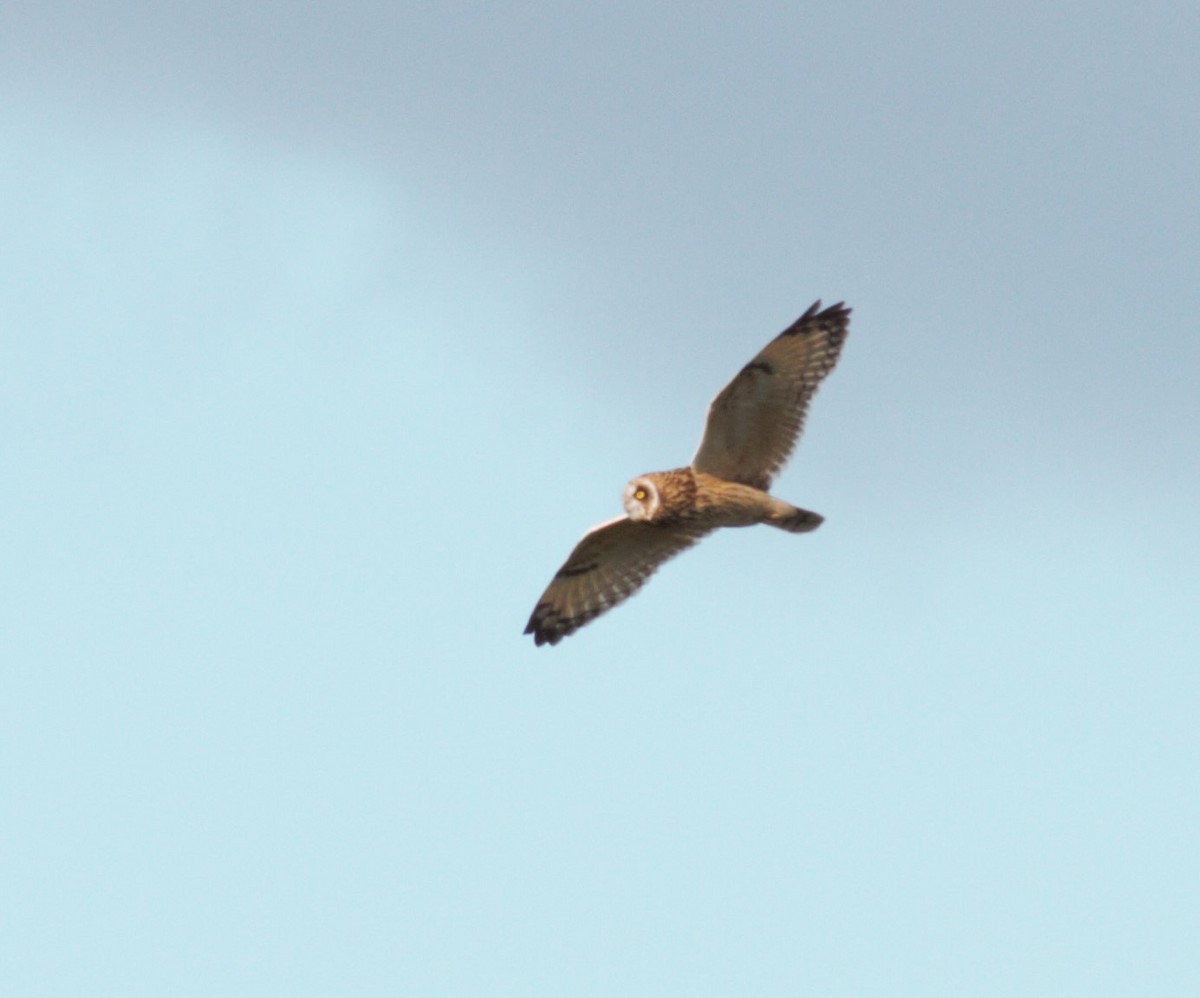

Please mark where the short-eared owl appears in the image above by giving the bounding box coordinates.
[525,300,850,646]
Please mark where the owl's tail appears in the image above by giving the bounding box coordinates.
[765,503,824,534]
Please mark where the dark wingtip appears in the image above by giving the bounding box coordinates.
[808,299,850,319]
[525,605,563,646]
[783,299,851,337]
[529,627,561,647]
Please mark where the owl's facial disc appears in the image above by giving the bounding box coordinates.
[623,478,656,520]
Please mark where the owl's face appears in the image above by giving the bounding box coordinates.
[623,477,661,521]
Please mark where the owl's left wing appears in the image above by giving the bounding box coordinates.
[525,516,712,646]
[692,300,850,491]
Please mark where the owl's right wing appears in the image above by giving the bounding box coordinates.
[524,515,712,646]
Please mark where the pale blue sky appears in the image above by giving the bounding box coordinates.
[3,3,1198,995]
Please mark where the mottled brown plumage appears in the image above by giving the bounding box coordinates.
[692,300,850,491]
[525,300,850,646]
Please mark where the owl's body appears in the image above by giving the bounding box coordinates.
[525,300,850,646]
[627,468,823,533]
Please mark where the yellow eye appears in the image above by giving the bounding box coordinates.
[634,488,647,501]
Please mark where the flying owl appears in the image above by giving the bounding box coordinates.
[524,299,850,646]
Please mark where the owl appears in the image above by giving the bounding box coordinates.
[525,299,850,646]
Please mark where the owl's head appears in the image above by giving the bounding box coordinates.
[623,476,661,521]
